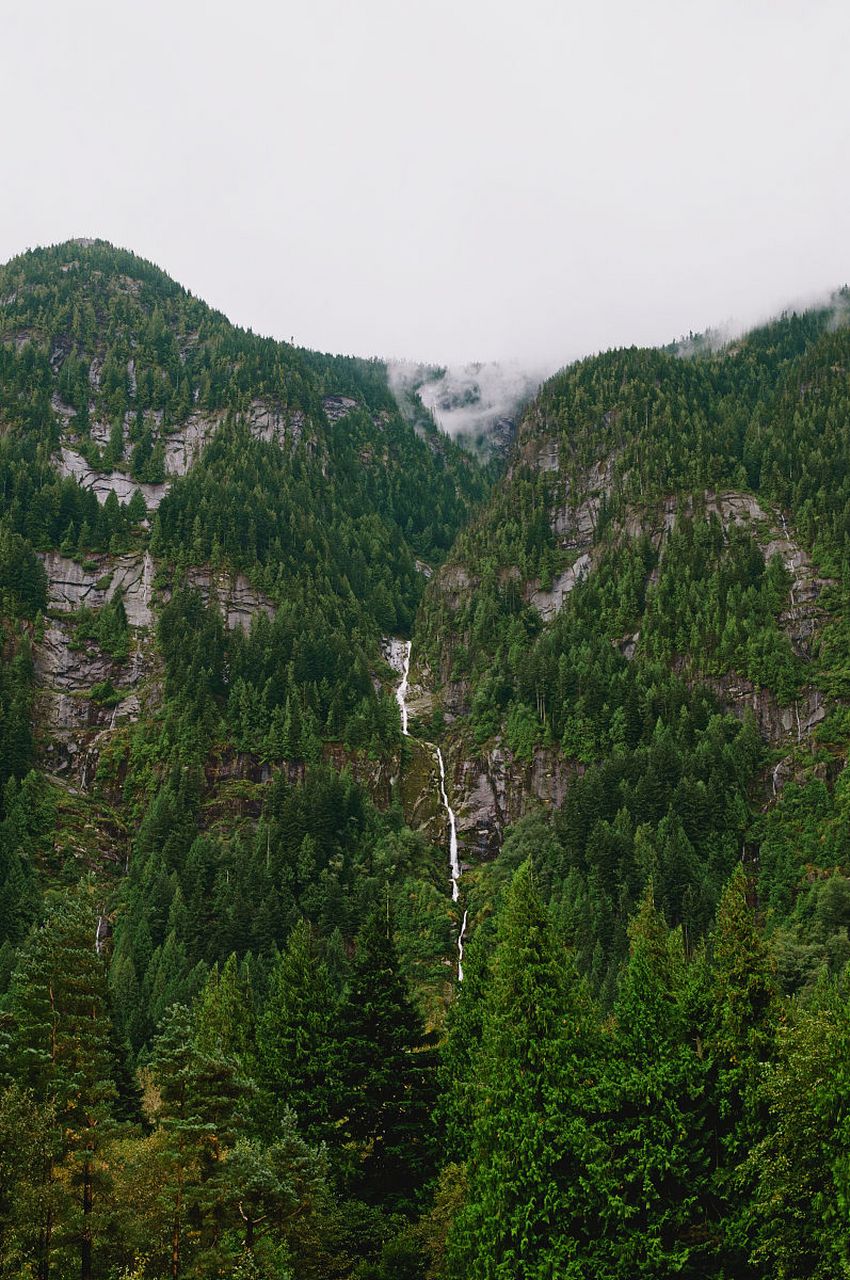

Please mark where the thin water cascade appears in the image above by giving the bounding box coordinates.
[457,909,468,982]
[393,637,411,736]
[390,638,465,979]
[435,746,460,902]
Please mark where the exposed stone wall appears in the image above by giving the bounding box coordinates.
[183,568,275,631]
[449,739,578,860]
[53,395,325,511]
[43,549,156,627]
[36,549,278,785]
[56,448,168,510]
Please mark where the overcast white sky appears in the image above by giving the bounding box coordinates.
[2,0,849,366]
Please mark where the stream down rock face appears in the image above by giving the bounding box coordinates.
[418,481,833,852]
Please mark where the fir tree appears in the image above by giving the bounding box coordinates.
[446,860,605,1279]
[256,920,339,1147]
[706,864,780,1276]
[597,884,707,1279]
[5,882,120,1280]
[147,1002,248,1279]
[194,952,257,1069]
[337,907,435,1209]
[746,977,848,1280]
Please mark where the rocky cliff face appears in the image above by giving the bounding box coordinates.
[180,568,276,631]
[35,547,278,787]
[52,395,326,512]
[43,549,156,625]
[449,739,579,860]
[57,447,169,510]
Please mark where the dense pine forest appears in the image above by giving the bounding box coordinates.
[1,239,850,1277]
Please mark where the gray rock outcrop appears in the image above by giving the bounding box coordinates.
[43,550,155,628]
[184,568,275,631]
[57,448,169,510]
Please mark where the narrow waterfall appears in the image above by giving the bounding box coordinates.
[435,746,461,903]
[393,637,411,736]
[389,637,465,979]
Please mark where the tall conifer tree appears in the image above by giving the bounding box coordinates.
[447,860,604,1279]
[706,864,780,1276]
[598,884,707,1279]
[5,883,119,1280]
[337,907,435,1209]
[257,920,339,1146]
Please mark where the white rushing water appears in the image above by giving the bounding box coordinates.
[391,637,411,736]
[388,637,466,978]
[435,746,460,903]
[457,909,468,982]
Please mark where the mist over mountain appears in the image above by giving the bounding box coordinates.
[2,239,850,1278]
[389,358,552,457]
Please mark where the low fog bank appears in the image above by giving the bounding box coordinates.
[388,359,557,446]
[670,286,850,358]
[386,287,850,454]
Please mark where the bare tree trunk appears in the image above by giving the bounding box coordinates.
[81,1158,93,1280]
[171,1176,183,1280]
[38,1164,54,1280]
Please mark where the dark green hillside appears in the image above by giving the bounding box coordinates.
[3,243,850,1278]
[0,237,488,1045]
[0,239,491,1275]
[0,239,484,557]
[418,301,850,991]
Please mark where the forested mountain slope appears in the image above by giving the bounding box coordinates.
[0,245,484,772]
[416,300,850,993]
[3,241,850,1278]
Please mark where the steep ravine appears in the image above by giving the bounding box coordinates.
[388,638,467,979]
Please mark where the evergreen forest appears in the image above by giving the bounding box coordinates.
[2,239,850,1277]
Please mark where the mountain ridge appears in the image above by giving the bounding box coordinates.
[3,239,850,1277]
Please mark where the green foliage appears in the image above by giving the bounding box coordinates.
[594,888,708,1278]
[704,866,781,1276]
[438,864,849,1280]
[70,592,130,661]
[0,527,47,619]
[337,909,436,1211]
[746,979,850,1279]
[0,631,37,795]
[1,881,121,1280]
[5,247,850,1276]
[445,861,604,1279]
[257,920,340,1146]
